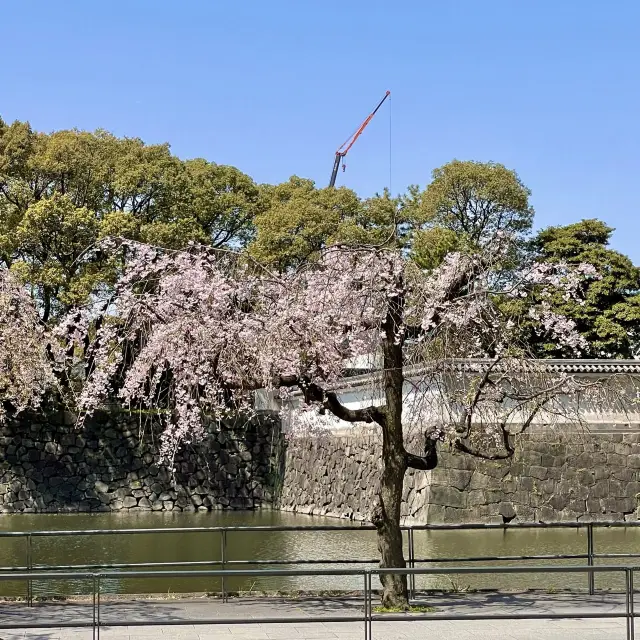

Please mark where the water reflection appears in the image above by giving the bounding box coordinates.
[0,512,637,596]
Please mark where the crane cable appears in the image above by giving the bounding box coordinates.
[388,92,392,195]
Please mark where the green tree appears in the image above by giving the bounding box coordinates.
[248,177,360,271]
[519,219,640,358]
[141,158,262,249]
[0,119,261,316]
[410,160,534,268]
[249,177,404,271]
[9,194,104,321]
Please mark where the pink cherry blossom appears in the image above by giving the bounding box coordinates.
[54,238,596,460]
[0,269,55,421]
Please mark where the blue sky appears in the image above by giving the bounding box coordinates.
[1,1,639,259]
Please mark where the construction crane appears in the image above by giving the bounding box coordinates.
[329,90,390,188]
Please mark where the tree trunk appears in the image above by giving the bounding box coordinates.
[372,291,409,609]
[373,439,408,608]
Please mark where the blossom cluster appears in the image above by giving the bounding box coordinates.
[0,270,55,421]
[54,239,595,457]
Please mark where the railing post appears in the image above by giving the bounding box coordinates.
[626,568,635,640]
[363,571,369,640]
[587,523,595,595]
[364,570,372,640]
[92,574,97,640]
[221,529,227,603]
[26,533,32,606]
[96,574,101,640]
[407,528,416,601]
[630,568,635,640]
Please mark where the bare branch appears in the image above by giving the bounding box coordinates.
[304,382,387,426]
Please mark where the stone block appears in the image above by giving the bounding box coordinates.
[498,502,516,519]
[94,480,109,494]
[429,485,466,508]
[529,466,548,480]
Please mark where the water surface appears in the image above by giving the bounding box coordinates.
[0,511,637,596]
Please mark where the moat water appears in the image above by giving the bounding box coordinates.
[0,511,638,597]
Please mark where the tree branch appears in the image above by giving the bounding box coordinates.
[406,450,438,470]
[405,428,441,470]
[457,357,502,437]
[304,382,387,427]
[454,436,513,460]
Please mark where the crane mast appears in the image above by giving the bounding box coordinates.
[329,90,390,188]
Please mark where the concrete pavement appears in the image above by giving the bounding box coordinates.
[0,591,634,639]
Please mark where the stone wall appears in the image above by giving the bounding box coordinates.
[4,407,640,522]
[278,429,640,524]
[0,409,282,513]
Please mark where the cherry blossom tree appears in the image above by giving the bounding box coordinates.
[0,269,55,422]
[58,236,602,608]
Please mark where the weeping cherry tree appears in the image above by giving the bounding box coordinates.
[57,236,602,608]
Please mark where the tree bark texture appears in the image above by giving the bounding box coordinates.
[372,297,409,609]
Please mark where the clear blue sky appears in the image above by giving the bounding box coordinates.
[1,1,639,259]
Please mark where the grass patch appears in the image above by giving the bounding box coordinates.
[373,605,436,614]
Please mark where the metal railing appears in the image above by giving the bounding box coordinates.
[2,520,640,603]
[0,564,636,640]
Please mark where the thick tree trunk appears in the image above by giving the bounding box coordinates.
[373,439,408,608]
[372,291,410,609]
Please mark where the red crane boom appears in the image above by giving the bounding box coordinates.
[329,90,390,188]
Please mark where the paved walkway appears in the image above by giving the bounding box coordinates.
[0,592,634,639]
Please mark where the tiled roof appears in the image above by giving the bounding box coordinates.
[328,359,640,393]
[282,359,640,399]
[445,359,640,374]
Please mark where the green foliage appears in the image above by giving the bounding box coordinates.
[0,119,261,317]
[524,219,640,358]
[411,160,534,269]
[3,114,638,359]
[248,177,406,272]
[411,227,460,270]
[9,194,105,320]
[139,158,262,249]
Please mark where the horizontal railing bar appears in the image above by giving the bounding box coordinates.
[95,568,367,578]
[0,572,95,580]
[84,611,636,628]
[8,553,592,572]
[376,565,635,575]
[371,612,630,622]
[0,622,96,630]
[2,611,631,632]
[0,552,613,574]
[0,526,369,536]
[13,551,640,572]
[0,610,635,631]
[3,564,632,579]
[224,553,591,564]
[412,554,590,563]
[0,563,599,581]
[21,559,379,570]
[0,520,639,538]
[409,521,640,530]
[48,564,627,580]
[91,615,364,627]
